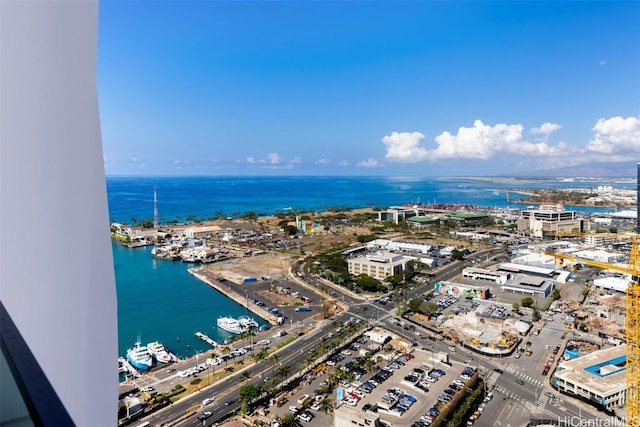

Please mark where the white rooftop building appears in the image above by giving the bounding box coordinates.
[347,251,413,281]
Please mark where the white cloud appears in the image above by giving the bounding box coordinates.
[382,132,429,162]
[383,120,568,162]
[246,156,256,164]
[338,160,349,167]
[600,60,607,66]
[586,116,640,154]
[530,122,562,136]
[357,158,379,168]
[266,153,280,164]
[289,156,302,164]
[315,158,330,165]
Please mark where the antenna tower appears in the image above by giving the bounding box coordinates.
[153,186,158,229]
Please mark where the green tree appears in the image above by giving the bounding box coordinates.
[319,396,334,414]
[512,302,520,311]
[421,301,439,315]
[409,297,424,313]
[532,307,541,321]
[284,225,298,236]
[277,364,291,379]
[281,412,297,426]
[355,274,384,292]
[451,248,465,261]
[240,211,258,221]
[238,383,261,414]
[255,349,269,363]
[521,296,535,308]
[552,289,561,300]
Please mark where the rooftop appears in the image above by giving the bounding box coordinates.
[555,344,627,396]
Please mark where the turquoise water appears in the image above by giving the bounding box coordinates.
[109,176,633,360]
[114,241,262,358]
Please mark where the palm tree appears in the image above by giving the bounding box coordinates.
[221,346,231,367]
[277,364,291,379]
[255,348,269,364]
[271,353,280,365]
[319,396,334,415]
[241,370,251,381]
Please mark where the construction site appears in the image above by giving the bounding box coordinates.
[441,307,520,355]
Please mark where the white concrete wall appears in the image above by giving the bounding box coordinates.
[0,1,117,424]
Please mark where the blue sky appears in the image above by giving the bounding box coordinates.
[98,1,640,176]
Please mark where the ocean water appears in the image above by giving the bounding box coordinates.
[108,176,632,360]
[106,175,629,224]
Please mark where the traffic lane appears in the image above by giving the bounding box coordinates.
[491,372,604,423]
[148,324,338,427]
[472,394,511,427]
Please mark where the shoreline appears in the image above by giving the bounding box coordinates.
[188,267,280,326]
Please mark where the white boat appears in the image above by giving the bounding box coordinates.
[238,316,259,330]
[217,316,244,334]
[126,341,153,371]
[147,341,172,363]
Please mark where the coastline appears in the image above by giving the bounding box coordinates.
[188,267,280,325]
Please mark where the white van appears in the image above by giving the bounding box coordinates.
[202,397,214,406]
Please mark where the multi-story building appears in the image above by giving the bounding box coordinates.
[517,204,582,238]
[554,344,627,411]
[347,252,412,281]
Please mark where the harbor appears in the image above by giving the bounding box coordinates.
[188,267,281,326]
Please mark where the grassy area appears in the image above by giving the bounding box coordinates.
[275,336,297,349]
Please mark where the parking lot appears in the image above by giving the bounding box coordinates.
[329,346,484,427]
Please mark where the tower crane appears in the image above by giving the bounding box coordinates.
[546,235,640,426]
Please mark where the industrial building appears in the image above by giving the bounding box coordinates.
[499,275,555,298]
[366,239,432,254]
[517,204,582,238]
[593,276,631,293]
[554,344,627,411]
[183,225,222,238]
[434,281,489,300]
[378,205,430,224]
[347,252,413,281]
[462,267,511,285]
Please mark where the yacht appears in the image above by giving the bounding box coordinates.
[216,316,244,334]
[126,341,153,371]
[238,316,259,330]
[147,341,172,364]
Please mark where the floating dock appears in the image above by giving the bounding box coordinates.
[195,331,219,347]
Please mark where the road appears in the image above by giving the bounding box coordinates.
[140,246,609,427]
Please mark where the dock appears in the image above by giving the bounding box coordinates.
[118,357,141,379]
[188,268,280,325]
[195,331,219,347]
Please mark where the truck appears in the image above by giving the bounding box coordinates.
[295,306,311,312]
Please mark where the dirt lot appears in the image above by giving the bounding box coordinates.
[205,252,296,284]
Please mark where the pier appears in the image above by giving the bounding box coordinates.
[188,267,280,325]
[118,357,141,379]
[195,331,219,347]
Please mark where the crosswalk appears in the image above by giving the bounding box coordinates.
[488,364,554,411]
[503,364,545,388]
